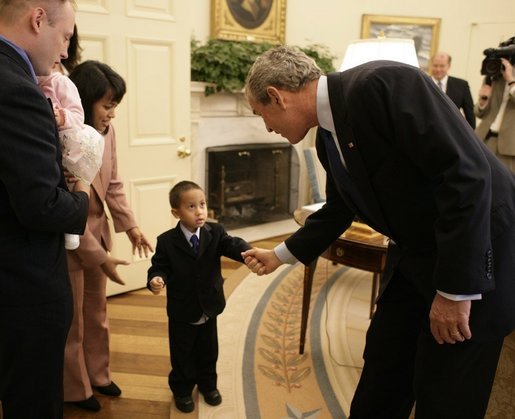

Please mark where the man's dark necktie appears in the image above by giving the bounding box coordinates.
[321,129,375,225]
[190,234,199,255]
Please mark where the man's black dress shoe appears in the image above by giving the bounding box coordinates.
[202,389,222,406]
[174,395,195,413]
[94,381,122,397]
[73,395,101,411]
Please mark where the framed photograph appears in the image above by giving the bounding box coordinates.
[361,14,441,72]
[211,0,286,44]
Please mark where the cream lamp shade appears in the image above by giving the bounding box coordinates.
[339,38,420,71]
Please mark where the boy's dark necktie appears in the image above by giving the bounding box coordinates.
[190,234,199,255]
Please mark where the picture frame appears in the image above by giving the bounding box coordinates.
[211,0,286,44]
[361,14,441,72]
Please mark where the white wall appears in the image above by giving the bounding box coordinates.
[190,0,515,101]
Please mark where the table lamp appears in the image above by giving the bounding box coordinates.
[339,37,420,71]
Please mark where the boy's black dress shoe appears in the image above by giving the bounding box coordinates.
[202,389,222,406]
[73,395,101,411]
[174,395,195,413]
[94,381,122,397]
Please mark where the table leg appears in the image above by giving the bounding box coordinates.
[299,258,318,355]
[370,273,381,319]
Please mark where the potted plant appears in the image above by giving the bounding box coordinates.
[191,38,336,96]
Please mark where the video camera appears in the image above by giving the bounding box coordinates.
[481,36,515,82]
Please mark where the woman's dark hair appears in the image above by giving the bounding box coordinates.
[61,24,82,72]
[69,60,126,129]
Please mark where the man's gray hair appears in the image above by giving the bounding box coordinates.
[245,45,322,105]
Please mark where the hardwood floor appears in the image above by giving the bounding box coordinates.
[63,234,289,419]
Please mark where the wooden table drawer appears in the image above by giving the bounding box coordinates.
[326,241,385,273]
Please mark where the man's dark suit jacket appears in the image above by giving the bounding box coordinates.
[0,40,89,306]
[286,61,515,342]
[147,222,251,323]
[446,75,476,128]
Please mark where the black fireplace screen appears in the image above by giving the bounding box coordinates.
[206,142,297,229]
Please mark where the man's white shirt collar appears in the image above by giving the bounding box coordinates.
[432,75,449,90]
[316,76,336,134]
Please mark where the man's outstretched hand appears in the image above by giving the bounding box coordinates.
[242,247,282,275]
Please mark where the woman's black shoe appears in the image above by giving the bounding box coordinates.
[94,381,122,397]
[73,395,101,411]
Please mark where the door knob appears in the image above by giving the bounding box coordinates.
[177,145,191,158]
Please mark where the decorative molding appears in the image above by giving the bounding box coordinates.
[126,0,175,21]
[79,33,109,63]
[129,176,178,259]
[77,0,109,14]
[127,37,176,146]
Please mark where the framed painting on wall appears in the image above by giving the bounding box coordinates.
[361,14,441,72]
[211,0,286,44]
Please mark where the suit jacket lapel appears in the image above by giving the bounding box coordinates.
[171,224,196,256]
[91,131,110,200]
[198,224,213,257]
[91,174,105,200]
[326,72,392,236]
[170,223,214,258]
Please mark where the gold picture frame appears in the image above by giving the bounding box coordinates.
[361,14,441,72]
[211,0,286,44]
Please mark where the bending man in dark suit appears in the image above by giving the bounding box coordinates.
[431,51,476,128]
[0,1,89,418]
[243,46,515,419]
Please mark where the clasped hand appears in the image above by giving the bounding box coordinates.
[241,247,282,275]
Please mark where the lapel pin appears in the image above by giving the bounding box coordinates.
[348,142,355,148]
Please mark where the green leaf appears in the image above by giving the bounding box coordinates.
[191,37,335,96]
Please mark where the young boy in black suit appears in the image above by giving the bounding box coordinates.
[147,181,251,413]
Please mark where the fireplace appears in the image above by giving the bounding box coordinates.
[206,143,299,229]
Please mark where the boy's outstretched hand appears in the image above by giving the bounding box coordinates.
[242,247,282,276]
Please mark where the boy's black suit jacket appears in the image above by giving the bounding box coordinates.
[285,62,515,342]
[147,222,251,322]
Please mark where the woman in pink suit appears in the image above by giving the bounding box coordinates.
[65,61,153,411]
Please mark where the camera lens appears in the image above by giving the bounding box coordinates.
[484,58,501,76]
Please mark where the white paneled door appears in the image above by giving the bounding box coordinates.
[76,1,192,295]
